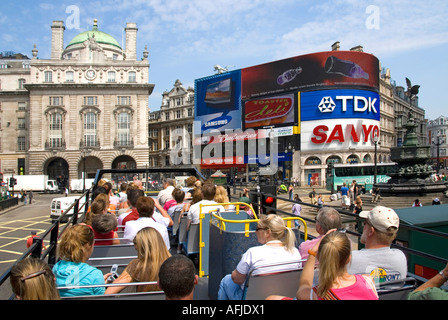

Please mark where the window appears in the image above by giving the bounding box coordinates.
[49,113,63,148]
[66,71,74,82]
[176,110,182,119]
[188,108,193,117]
[128,71,136,82]
[113,54,118,60]
[108,71,116,83]
[165,112,170,121]
[84,112,97,147]
[117,96,131,105]
[84,96,98,106]
[18,78,26,89]
[49,96,63,106]
[18,118,26,129]
[117,112,130,145]
[18,102,26,111]
[44,71,53,82]
[18,137,26,151]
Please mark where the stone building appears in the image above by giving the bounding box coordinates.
[0,19,154,187]
[148,79,195,169]
[0,52,31,175]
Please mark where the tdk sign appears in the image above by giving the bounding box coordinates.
[301,89,380,121]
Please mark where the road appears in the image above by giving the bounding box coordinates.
[0,193,68,299]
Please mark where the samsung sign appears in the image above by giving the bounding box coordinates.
[300,89,380,121]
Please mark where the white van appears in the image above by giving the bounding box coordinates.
[50,196,87,223]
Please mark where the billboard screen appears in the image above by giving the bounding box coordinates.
[243,93,298,129]
[241,51,379,100]
[194,70,242,134]
[300,89,380,121]
[301,118,380,151]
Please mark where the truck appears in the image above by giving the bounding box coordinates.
[4,174,59,193]
[70,179,95,193]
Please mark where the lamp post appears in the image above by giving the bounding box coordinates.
[81,149,91,193]
[432,134,445,173]
[285,142,295,182]
[373,134,379,185]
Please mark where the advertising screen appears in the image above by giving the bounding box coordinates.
[194,70,242,134]
[300,89,380,121]
[241,51,379,100]
[301,118,380,151]
[243,93,298,129]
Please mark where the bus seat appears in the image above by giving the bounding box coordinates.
[242,262,304,300]
[183,223,199,256]
[377,277,418,300]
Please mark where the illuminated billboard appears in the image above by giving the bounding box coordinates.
[243,93,298,130]
[300,89,380,121]
[194,70,242,134]
[241,51,379,100]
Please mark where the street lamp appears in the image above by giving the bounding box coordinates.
[432,134,445,173]
[285,142,295,182]
[81,149,91,193]
[373,134,379,185]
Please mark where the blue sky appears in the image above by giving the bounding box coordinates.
[1,0,447,120]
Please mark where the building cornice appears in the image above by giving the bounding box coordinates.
[24,83,155,95]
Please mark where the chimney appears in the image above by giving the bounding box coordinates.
[331,41,340,51]
[350,45,364,52]
[125,22,138,60]
[51,21,65,60]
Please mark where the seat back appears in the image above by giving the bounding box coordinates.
[59,282,165,300]
[242,262,304,300]
[185,223,200,255]
[377,277,418,300]
[172,208,183,236]
[87,244,137,267]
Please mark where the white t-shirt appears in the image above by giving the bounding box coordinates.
[123,217,170,249]
[236,243,302,278]
[187,200,225,224]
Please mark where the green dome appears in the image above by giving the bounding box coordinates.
[66,20,122,50]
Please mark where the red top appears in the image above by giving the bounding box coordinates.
[93,230,116,246]
[122,208,139,226]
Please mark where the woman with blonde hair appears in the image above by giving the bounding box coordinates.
[85,197,108,226]
[105,227,171,294]
[52,224,110,297]
[214,186,233,210]
[10,258,60,300]
[218,214,301,300]
[297,230,378,300]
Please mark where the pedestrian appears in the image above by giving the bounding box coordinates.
[28,190,33,204]
[23,190,27,205]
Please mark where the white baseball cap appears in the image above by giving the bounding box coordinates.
[359,206,399,232]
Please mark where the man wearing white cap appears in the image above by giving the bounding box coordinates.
[348,206,407,284]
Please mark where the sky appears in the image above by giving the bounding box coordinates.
[1,0,447,120]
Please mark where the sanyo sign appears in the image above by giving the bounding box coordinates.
[301,89,380,121]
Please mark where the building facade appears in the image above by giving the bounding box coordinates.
[0,20,154,187]
[148,80,194,169]
[0,52,31,176]
[427,116,447,170]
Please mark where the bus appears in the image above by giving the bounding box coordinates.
[326,163,397,193]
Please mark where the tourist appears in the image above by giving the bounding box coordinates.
[105,227,171,294]
[408,262,448,300]
[296,230,378,300]
[218,214,302,300]
[158,254,198,300]
[412,199,422,207]
[347,206,407,284]
[10,257,60,300]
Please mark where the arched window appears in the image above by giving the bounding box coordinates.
[128,71,136,82]
[305,156,321,166]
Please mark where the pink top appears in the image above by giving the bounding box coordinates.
[316,274,378,300]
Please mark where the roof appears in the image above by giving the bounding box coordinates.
[396,204,448,227]
[66,19,121,50]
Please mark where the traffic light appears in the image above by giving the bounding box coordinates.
[260,185,277,214]
[9,177,16,188]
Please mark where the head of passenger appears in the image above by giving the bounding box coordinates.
[256,214,296,253]
[10,258,60,300]
[315,207,342,235]
[127,188,144,208]
[136,196,155,218]
[158,254,197,300]
[201,183,216,201]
